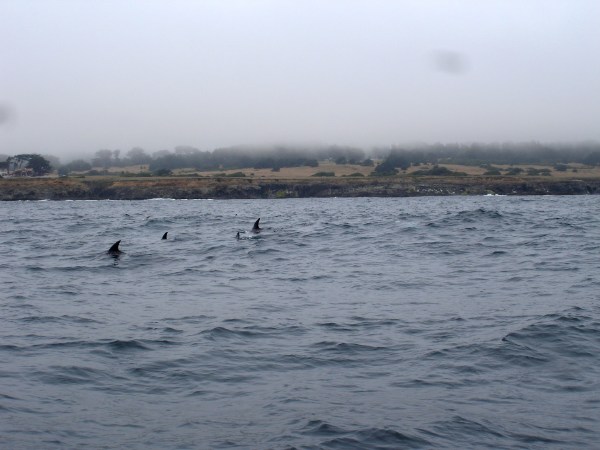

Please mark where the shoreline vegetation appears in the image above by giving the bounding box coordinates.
[2,169,600,201]
[3,143,600,199]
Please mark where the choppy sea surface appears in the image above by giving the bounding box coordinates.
[1,196,599,449]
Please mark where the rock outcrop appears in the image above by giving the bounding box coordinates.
[1,176,599,200]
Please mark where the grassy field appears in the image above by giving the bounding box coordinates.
[191,162,600,179]
[4,165,600,200]
[86,161,600,180]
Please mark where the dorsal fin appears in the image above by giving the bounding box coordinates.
[107,240,121,254]
[162,232,168,240]
[236,231,240,239]
[252,218,261,231]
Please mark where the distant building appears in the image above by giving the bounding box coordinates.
[12,168,34,177]
[6,157,33,176]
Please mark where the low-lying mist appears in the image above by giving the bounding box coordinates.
[3,141,600,176]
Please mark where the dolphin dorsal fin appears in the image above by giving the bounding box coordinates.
[162,232,168,240]
[252,218,261,230]
[108,240,121,253]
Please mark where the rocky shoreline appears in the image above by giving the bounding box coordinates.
[1,176,599,200]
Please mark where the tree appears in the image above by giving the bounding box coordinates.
[174,145,198,155]
[126,147,151,165]
[360,158,374,166]
[65,159,92,172]
[43,154,61,169]
[11,154,52,175]
[373,150,411,175]
[152,149,171,159]
[93,149,113,168]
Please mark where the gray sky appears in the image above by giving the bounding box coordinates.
[1,0,599,158]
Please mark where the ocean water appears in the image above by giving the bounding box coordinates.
[1,196,599,449]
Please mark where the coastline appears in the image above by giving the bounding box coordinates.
[1,176,599,200]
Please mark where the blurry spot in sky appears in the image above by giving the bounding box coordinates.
[432,50,468,74]
[0,104,15,126]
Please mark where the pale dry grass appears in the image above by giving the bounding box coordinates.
[81,161,600,179]
[406,163,600,178]
[103,164,151,173]
[494,163,596,178]
[191,161,374,179]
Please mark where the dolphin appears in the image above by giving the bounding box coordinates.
[107,240,122,255]
[252,218,261,233]
[162,232,168,240]
[236,231,241,240]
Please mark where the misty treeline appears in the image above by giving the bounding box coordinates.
[63,145,371,174]
[77,142,600,175]
[373,141,600,175]
[5,141,600,177]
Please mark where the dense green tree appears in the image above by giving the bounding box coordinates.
[64,159,92,172]
[112,149,121,166]
[92,149,113,168]
[11,154,53,175]
[126,147,152,165]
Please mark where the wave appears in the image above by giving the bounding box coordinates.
[316,318,402,332]
[0,338,179,354]
[17,315,101,324]
[311,341,388,354]
[33,365,121,385]
[501,307,600,360]
[105,339,151,351]
[431,415,570,447]
[301,420,431,449]
[427,207,507,228]
[422,307,600,374]
[199,324,305,341]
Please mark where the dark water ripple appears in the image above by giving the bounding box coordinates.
[1,196,600,448]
